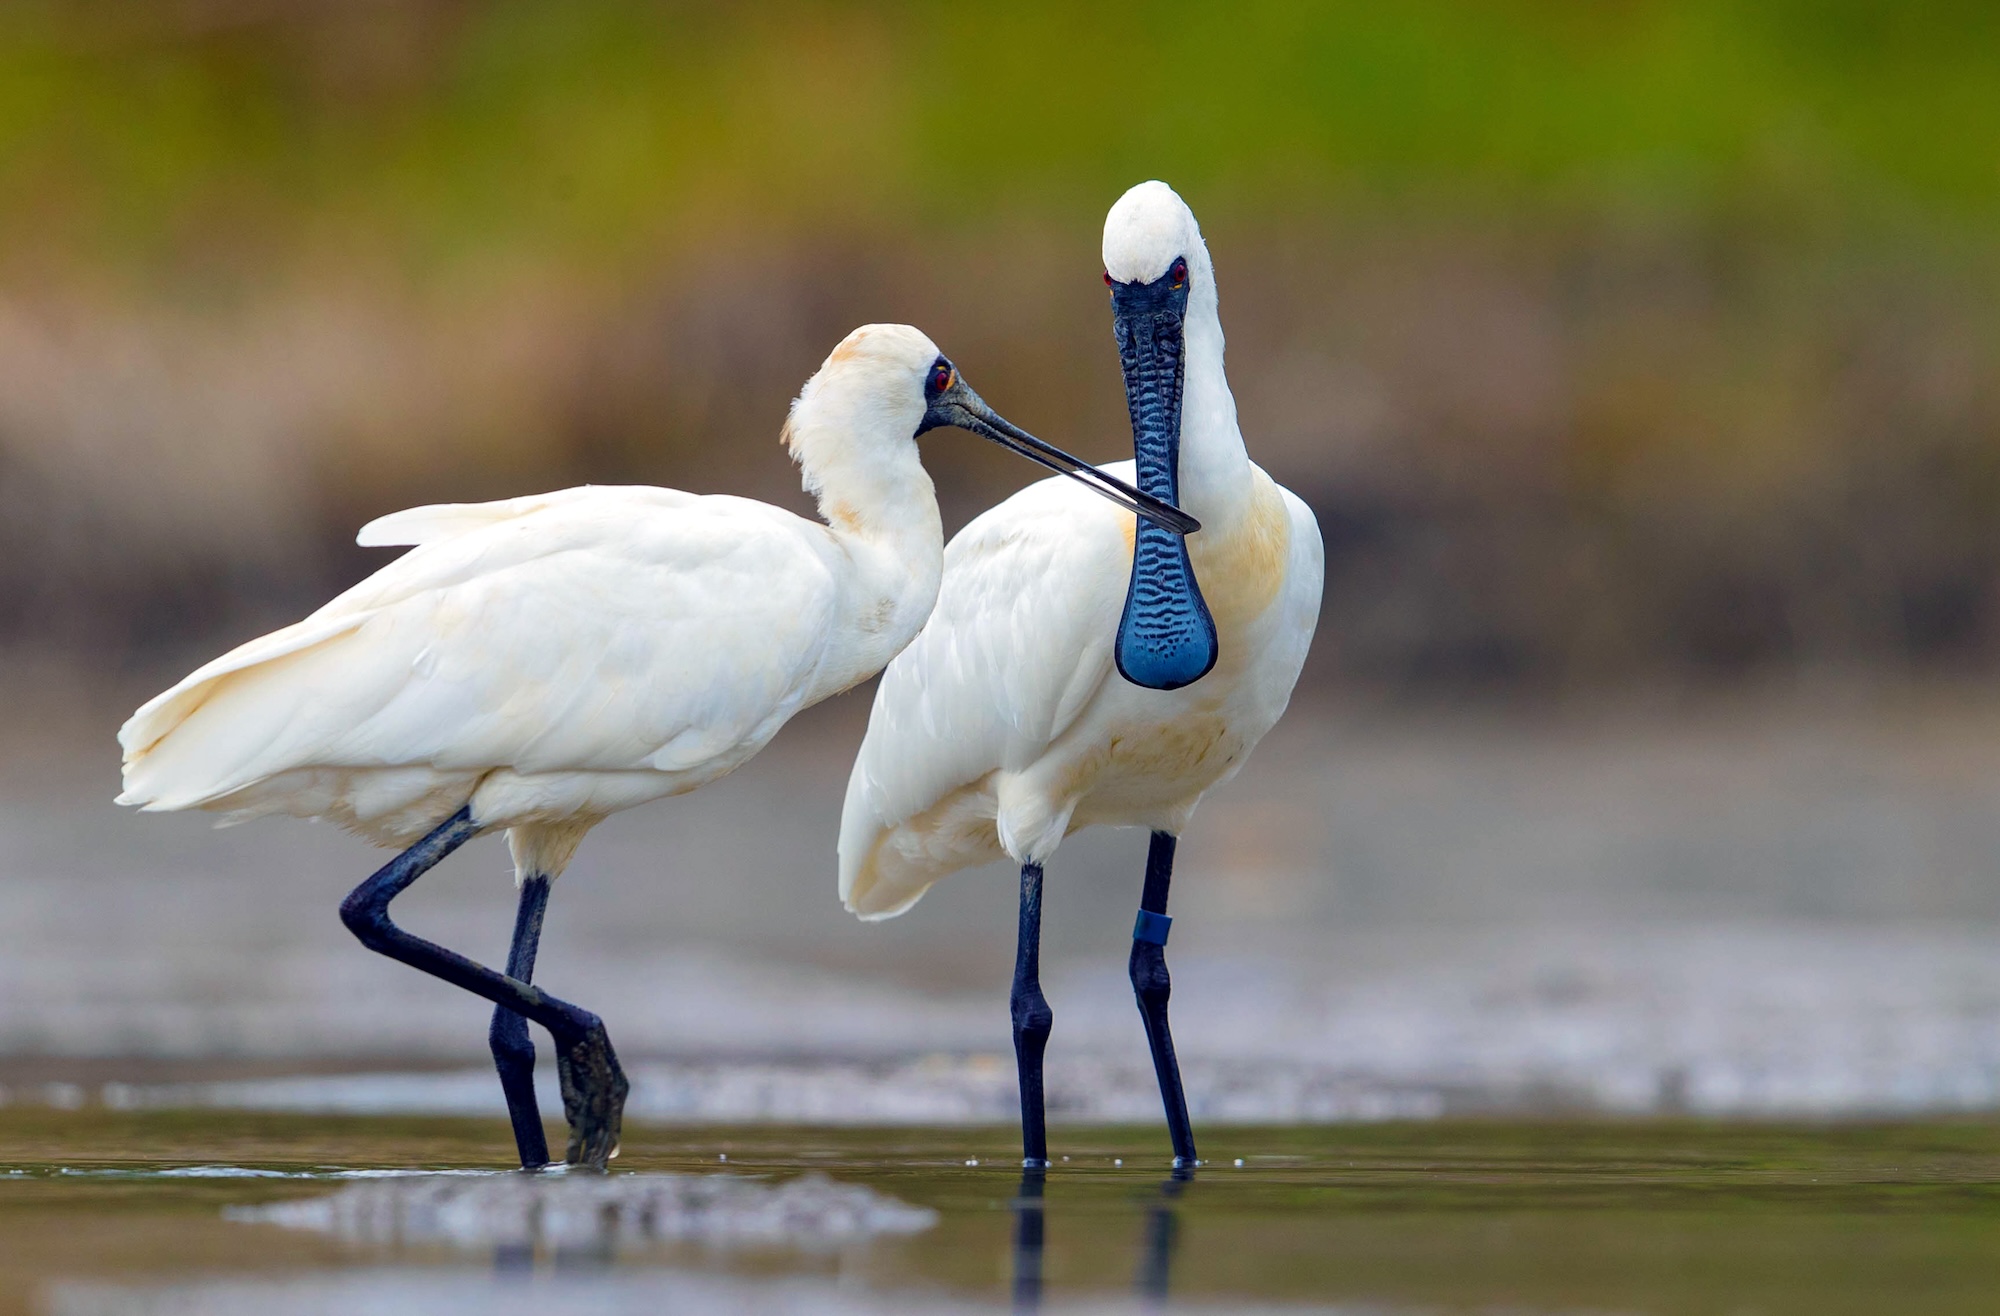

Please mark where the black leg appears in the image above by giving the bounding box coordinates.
[489,873,552,1169]
[1011,861,1054,1168]
[1011,1167,1046,1312]
[1129,831,1196,1166]
[339,807,628,1169]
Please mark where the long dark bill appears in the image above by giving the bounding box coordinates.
[1108,266,1218,691]
[922,381,1199,537]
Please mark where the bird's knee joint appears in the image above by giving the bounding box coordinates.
[1131,970,1172,1008]
[1011,993,1054,1042]
[488,1018,534,1064]
[1129,950,1172,1002]
[490,1037,535,1070]
[337,894,390,947]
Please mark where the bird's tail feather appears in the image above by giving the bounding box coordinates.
[116,610,371,810]
[838,774,1005,920]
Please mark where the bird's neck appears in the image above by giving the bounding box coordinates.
[1173,292,1255,533]
[797,436,944,694]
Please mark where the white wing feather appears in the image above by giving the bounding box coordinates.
[120,487,840,824]
[355,486,698,548]
[838,469,1132,916]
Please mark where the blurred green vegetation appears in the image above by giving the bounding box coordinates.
[1,1,1997,686]
[2,0,1997,280]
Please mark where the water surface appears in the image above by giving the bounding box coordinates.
[5,1109,2000,1313]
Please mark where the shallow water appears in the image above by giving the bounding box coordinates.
[13,689,2000,1123]
[5,1110,2000,1314]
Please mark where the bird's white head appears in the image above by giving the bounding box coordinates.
[1103,180,1216,318]
[784,323,1197,537]
[785,324,939,467]
[781,324,941,534]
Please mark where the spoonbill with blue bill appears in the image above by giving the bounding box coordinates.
[837,185,1325,1169]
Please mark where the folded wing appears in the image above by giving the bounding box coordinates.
[119,487,840,824]
[838,472,1132,918]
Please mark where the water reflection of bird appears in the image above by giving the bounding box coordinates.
[1012,1169,1047,1311]
[1009,1164,1192,1311]
[1134,1166,1192,1305]
[117,325,1187,1171]
[840,182,1325,1168]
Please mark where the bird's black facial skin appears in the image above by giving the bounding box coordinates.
[919,355,958,410]
[916,353,1199,536]
[1107,256,1218,690]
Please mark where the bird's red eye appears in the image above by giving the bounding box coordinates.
[1170,258,1188,287]
[1103,271,1114,287]
[932,363,953,392]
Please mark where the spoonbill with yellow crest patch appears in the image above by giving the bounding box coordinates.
[838,185,1324,1169]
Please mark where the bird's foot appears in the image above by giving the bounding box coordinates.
[553,1015,628,1171]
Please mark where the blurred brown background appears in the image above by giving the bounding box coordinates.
[4,1,2000,1118]
[5,0,1997,694]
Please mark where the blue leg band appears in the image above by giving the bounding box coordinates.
[1133,909,1173,946]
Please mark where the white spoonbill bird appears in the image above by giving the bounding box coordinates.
[838,184,1325,1169]
[117,323,1193,1171]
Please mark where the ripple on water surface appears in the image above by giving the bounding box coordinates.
[228,1168,937,1249]
[48,1270,1336,1315]
[10,1116,2000,1315]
